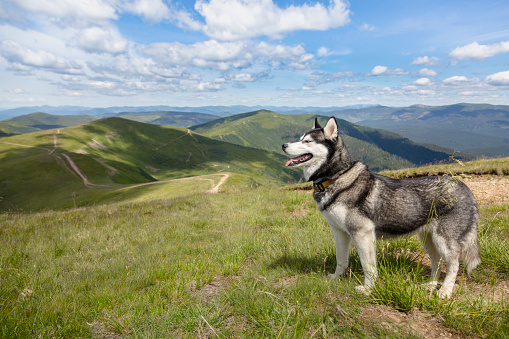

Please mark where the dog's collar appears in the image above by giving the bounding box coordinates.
[312,177,337,192]
[311,162,360,192]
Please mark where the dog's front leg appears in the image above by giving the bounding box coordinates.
[328,226,351,279]
[351,227,377,295]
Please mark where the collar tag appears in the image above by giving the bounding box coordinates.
[312,178,333,192]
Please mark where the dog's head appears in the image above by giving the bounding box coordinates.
[282,117,351,181]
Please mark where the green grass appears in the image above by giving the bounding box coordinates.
[1,179,508,338]
[380,156,509,178]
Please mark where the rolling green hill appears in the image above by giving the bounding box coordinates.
[191,110,462,171]
[0,121,39,137]
[0,117,298,211]
[3,112,97,131]
[100,111,220,127]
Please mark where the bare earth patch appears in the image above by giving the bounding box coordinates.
[361,305,471,339]
[463,175,509,204]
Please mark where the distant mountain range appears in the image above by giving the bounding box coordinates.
[331,103,509,156]
[0,104,377,119]
[1,102,508,157]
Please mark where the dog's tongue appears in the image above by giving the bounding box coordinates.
[285,155,307,166]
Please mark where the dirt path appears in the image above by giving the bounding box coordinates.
[154,129,192,151]
[207,173,230,194]
[48,128,60,155]
[61,153,108,188]
[116,173,229,194]
[0,141,51,153]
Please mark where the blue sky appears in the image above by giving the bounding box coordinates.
[1,0,509,109]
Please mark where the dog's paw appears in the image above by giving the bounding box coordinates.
[327,273,340,280]
[437,288,452,299]
[354,285,372,296]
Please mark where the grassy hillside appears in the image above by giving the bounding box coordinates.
[0,121,39,137]
[191,110,461,171]
[3,112,97,131]
[0,117,298,211]
[101,111,220,128]
[1,159,508,337]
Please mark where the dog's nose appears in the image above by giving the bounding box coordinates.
[282,143,288,151]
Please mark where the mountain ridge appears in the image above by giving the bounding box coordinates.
[190,110,464,171]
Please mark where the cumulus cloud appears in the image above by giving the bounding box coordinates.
[122,0,172,22]
[7,0,117,24]
[442,75,470,85]
[370,65,407,76]
[485,70,509,86]
[418,68,438,77]
[0,40,82,74]
[414,78,432,86]
[371,65,388,75]
[195,0,351,41]
[450,41,509,62]
[143,40,313,71]
[411,56,440,66]
[76,26,128,55]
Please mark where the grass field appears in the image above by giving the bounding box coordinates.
[1,160,509,338]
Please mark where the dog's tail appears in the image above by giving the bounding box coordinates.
[463,235,481,275]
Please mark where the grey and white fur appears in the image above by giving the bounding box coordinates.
[282,117,480,298]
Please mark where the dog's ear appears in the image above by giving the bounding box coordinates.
[323,117,338,141]
[313,117,322,129]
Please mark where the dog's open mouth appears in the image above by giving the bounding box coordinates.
[285,154,313,167]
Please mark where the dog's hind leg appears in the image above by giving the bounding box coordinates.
[351,226,377,295]
[433,233,460,299]
[418,226,443,287]
[328,226,352,279]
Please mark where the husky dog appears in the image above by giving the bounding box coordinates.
[282,117,480,298]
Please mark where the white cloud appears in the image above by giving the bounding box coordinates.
[195,0,351,41]
[4,88,27,94]
[411,56,440,66]
[7,0,117,24]
[419,68,438,77]
[371,65,388,75]
[76,26,128,55]
[370,65,407,76]
[359,23,376,32]
[485,70,509,86]
[414,78,432,86]
[143,40,313,71]
[442,75,470,85]
[450,41,509,62]
[0,40,82,74]
[123,0,172,22]
[317,47,329,57]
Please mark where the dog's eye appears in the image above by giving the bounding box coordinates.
[304,140,312,143]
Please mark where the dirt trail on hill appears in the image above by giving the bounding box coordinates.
[117,173,230,194]
[207,173,230,194]
[61,153,108,188]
